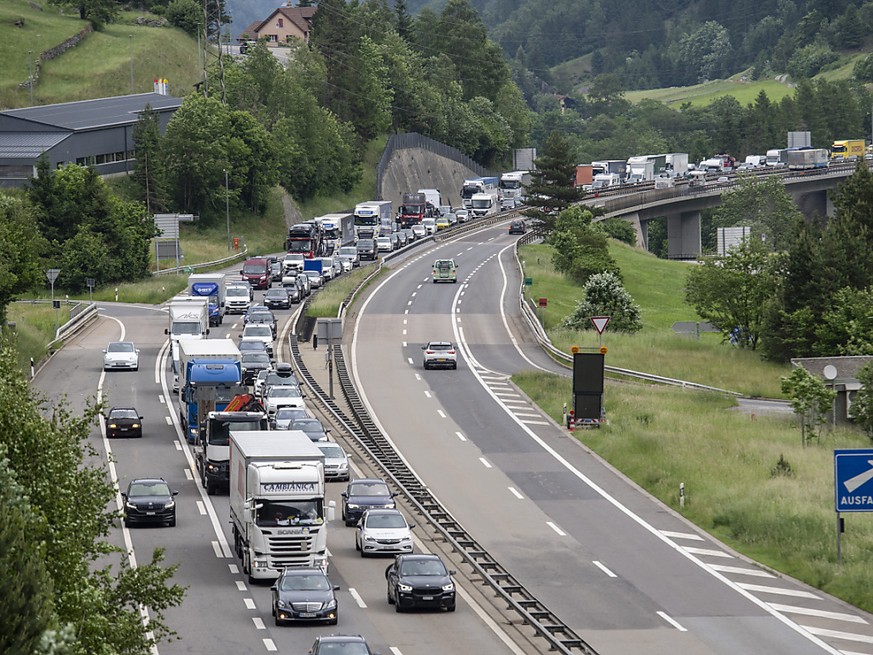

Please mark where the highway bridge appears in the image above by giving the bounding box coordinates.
[589,162,865,259]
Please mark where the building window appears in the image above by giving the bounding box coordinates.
[268,34,277,42]
[277,18,283,27]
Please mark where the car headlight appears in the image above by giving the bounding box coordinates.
[442,582,454,592]
[382,502,395,509]
[254,559,268,568]
[108,423,117,429]
[164,500,175,509]
[325,599,337,609]
[364,535,376,542]
[131,423,140,429]
[346,503,362,509]
[277,599,287,608]
[398,583,412,592]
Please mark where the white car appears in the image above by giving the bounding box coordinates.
[454,209,470,223]
[355,508,414,556]
[240,324,274,355]
[283,253,305,274]
[225,285,251,314]
[303,270,324,288]
[320,258,336,281]
[103,341,139,371]
[263,384,306,416]
[316,442,350,481]
[339,258,352,273]
[421,341,457,370]
[411,224,427,239]
[421,218,436,235]
[376,236,393,252]
[337,246,359,267]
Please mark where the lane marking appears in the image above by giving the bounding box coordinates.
[661,530,704,541]
[547,522,566,536]
[708,564,774,578]
[229,564,239,574]
[593,561,617,578]
[252,618,265,630]
[657,611,687,631]
[184,468,193,481]
[508,487,523,499]
[236,581,247,591]
[437,409,446,418]
[767,604,866,624]
[196,501,207,515]
[479,458,492,469]
[802,627,873,643]
[158,395,165,404]
[736,583,818,599]
[263,638,277,652]
[349,587,367,608]
[165,416,173,425]
[455,431,467,442]
[390,648,403,655]
[244,598,256,610]
[174,441,182,451]
[211,541,222,557]
[521,420,549,426]
[683,546,732,558]
[407,358,414,365]
[424,391,432,398]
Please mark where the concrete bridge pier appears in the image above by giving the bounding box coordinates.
[667,210,702,259]
[792,188,834,219]
[621,212,645,249]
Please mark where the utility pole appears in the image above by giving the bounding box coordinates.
[225,169,231,251]
[28,50,33,104]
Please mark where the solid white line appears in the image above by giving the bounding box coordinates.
[547,522,566,536]
[661,530,704,541]
[592,560,617,578]
[479,458,492,469]
[657,611,687,631]
[244,598,256,610]
[424,390,432,398]
[263,638,277,652]
[349,587,367,608]
[211,541,222,558]
[839,650,871,655]
[508,487,523,499]
[437,409,446,418]
[235,581,247,591]
[802,626,873,643]
[736,583,819,599]
[455,431,467,442]
[252,617,265,630]
[709,564,774,578]
[768,603,867,624]
[196,501,207,515]
[683,546,733,558]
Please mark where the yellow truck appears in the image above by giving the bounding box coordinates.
[830,139,866,161]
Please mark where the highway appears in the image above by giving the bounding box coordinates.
[31,218,873,655]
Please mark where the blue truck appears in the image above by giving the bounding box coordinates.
[188,273,227,327]
[178,340,243,442]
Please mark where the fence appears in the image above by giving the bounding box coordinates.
[375,132,495,200]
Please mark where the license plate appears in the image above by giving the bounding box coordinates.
[422,596,434,601]
[299,612,316,618]
[120,428,128,431]
[146,511,156,515]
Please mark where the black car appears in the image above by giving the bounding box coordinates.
[241,351,272,385]
[270,261,283,282]
[245,307,277,338]
[271,568,339,625]
[385,553,456,612]
[264,287,291,310]
[121,477,177,527]
[239,340,269,358]
[307,634,378,655]
[290,417,330,442]
[356,239,377,261]
[105,407,143,438]
[341,478,396,526]
[508,219,527,235]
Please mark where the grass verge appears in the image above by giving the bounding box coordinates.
[306,264,380,318]
[8,302,63,372]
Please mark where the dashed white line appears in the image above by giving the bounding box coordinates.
[736,583,818,599]
[437,409,446,418]
[229,564,239,574]
[244,598,256,610]
[593,561,617,578]
[407,300,413,306]
[424,391,432,398]
[252,617,265,630]
[165,416,173,425]
[403,329,407,335]
[414,374,421,381]
[708,564,774,578]
[404,309,409,314]
[407,357,414,365]
[263,638,278,652]
[196,501,207,515]
[403,319,408,324]
[235,581,247,591]
[211,541,222,557]
[402,341,407,347]
[455,431,467,442]
[349,587,367,608]
[508,487,523,499]
[661,530,704,541]
[514,412,541,418]
[683,546,732,558]
[657,611,687,631]
[158,395,165,404]
[546,522,566,536]
[479,458,492,469]
[184,468,193,481]
[174,441,182,451]
[768,603,866,624]
[522,420,550,426]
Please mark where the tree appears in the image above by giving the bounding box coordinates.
[849,362,873,438]
[49,0,118,28]
[548,205,619,284]
[133,105,164,214]
[563,271,642,334]
[0,338,186,654]
[684,239,778,350]
[601,218,636,245]
[0,195,45,325]
[814,287,873,356]
[522,131,583,234]
[780,366,836,446]
[164,0,200,35]
[394,0,413,41]
[28,161,110,245]
[677,21,732,83]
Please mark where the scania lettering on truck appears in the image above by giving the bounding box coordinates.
[188,273,227,327]
[354,201,392,239]
[178,339,243,442]
[240,258,271,290]
[230,431,336,581]
[197,394,268,495]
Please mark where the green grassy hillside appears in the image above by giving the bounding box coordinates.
[623,74,794,109]
[0,0,200,108]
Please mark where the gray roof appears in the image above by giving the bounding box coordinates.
[0,132,70,159]
[1,93,182,131]
[792,356,873,382]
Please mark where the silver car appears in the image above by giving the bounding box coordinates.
[304,270,324,288]
[103,341,140,371]
[316,442,350,481]
[355,508,414,556]
[274,407,310,430]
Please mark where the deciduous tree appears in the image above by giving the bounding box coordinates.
[780,366,836,446]
[563,271,642,334]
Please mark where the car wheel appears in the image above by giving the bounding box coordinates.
[360,548,367,558]
[387,587,394,605]
[123,517,130,528]
[355,538,360,551]
[423,361,429,370]
[395,600,404,613]
[452,363,457,370]
[274,614,282,627]
[205,475,214,496]
[329,615,338,626]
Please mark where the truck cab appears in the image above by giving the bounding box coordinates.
[197,406,268,495]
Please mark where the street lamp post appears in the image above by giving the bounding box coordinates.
[129,35,134,94]
[225,169,231,251]
[28,50,33,104]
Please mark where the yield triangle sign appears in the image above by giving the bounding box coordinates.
[591,316,610,335]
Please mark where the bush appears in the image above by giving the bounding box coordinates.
[563,271,642,333]
[164,0,200,35]
[601,218,636,245]
[787,43,837,79]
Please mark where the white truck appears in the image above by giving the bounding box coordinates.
[470,190,499,218]
[188,273,227,327]
[499,171,530,209]
[626,156,656,185]
[166,298,209,389]
[417,188,442,213]
[663,153,689,178]
[354,200,393,239]
[316,212,355,251]
[460,176,498,209]
[591,172,623,191]
[229,431,335,582]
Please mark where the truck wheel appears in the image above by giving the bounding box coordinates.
[205,475,214,496]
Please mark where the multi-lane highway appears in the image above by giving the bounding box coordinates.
[33,218,873,655]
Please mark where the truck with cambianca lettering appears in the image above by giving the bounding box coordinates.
[229,431,336,582]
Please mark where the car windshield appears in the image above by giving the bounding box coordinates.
[349,481,390,497]
[292,419,321,431]
[172,322,201,335]
[245,326,271,337]
[242,353,270,365]
[270,387,301,398]
[377,238,390,244]
[275,408,307,420]
[399,559,446,576]
[305,271,320,278]
[266,290,285,298]
[428,343,453,351]
[243,264,266,274]
[107,342,135,352]
[227,288,248,297]
[257,499,321,526]
[279,574,331,592]
[285,254,304,262]
[366,513,406,529]
[110,409,139,419]
[240,341,266,351]
[208,419,262,446]
[316,642,370,655]
[339,248,357,257]
[435,261,453,270]
[318,445,344,458]
[128,481,170,497]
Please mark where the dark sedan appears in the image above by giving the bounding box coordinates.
[385,553,455,612]
[356,239,377,261]
[341,478,396,526]
[271,568,339,625]
[121,478,177,527]
[290,417,330,442]
[264,287,291,310]
[241,352,272,385]
[105,407,143,438]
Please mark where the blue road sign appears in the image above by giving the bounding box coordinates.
[834,449,873,512]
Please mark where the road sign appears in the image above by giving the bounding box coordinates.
[538,297,548,307]
[834,449,873,512]
[524,277,533,286]
[46,268,60,284]
[591,316,610,334]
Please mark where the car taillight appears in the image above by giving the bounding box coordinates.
[448,350,455,355]
[425,350,433,354]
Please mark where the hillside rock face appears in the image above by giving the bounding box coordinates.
[379,147,481,209]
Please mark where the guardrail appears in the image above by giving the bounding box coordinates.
[43,302,99,354]
[152,247,248,276]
